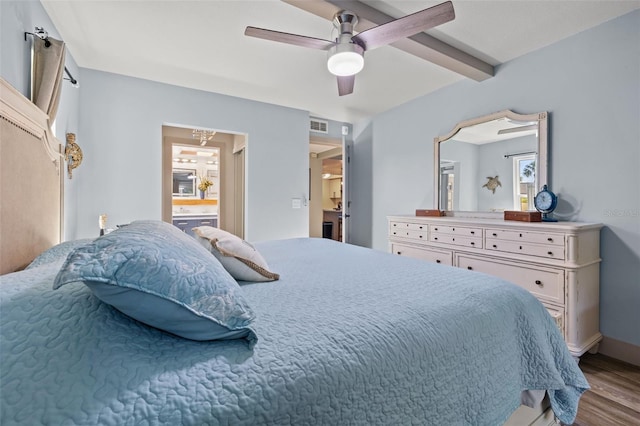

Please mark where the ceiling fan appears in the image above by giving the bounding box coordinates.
[245,1,455,96]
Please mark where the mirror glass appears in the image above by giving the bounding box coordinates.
[172,168,197,197]
[435,110,547,213]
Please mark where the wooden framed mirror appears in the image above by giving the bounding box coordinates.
[434,110,548,215]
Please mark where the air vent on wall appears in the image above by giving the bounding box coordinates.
[310,118,328,134]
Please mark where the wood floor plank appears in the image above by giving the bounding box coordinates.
[579,363,640,411]
[580,353,640,383]
[571,353,640,426]
[574,390,640,426]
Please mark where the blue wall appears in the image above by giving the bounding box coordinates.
[76,69,311,242]
[352,10,640,346]
[1,0,81,238]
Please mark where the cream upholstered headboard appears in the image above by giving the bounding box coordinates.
[0,77,63,274]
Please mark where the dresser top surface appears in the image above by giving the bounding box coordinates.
[388,215,603,232]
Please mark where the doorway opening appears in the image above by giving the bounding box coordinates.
[162,124,246,239]
[309,137,344,241]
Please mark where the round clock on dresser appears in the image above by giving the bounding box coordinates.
[534,184,558,222]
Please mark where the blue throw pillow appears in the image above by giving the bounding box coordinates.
[53,220,256,343]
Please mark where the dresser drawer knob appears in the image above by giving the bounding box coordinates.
[419,226,423,229]
[470,231,475,235]
[547,251,553,256]
[434,227,438,231]
[467,266,473,270]
[519,233,523,237]
[419,235,423,238]
[397,251,402,255]
[434,237,438,241]
[492,233,497,237]
[492,244,497,248]
[535,280,543,286]
[436,260,441,264]
[547,237,553,242]
[470,242,475,246]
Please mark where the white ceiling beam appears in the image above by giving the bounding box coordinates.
[282,0,494,82]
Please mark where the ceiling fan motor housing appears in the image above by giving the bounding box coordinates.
[328,10,365,76]
[334,11,359,36]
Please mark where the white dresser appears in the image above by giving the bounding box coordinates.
[388,215,603,358]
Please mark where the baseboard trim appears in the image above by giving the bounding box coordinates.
[598,336,640,366]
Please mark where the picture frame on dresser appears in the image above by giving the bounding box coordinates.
[388,215,603,358]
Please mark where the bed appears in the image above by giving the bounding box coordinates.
[0,221,588,425]
[0,78,587,425]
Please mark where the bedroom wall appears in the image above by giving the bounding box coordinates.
[0,0,81,242]
[353,10,640,348]
[77,69,310,242]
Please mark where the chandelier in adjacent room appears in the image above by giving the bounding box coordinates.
[192,129,216,146]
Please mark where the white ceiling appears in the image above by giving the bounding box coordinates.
[42,0,639,123]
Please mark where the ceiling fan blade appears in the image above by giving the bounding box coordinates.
[337,75,355,96]
[245,26,334,50]
[352,1,455,51]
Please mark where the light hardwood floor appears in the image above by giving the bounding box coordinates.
[572,353,640,426]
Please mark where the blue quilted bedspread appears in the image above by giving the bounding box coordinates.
[0,238,587,425]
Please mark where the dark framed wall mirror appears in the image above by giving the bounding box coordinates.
[172,168,197,197]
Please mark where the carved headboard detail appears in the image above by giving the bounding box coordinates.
[0,77,63,274]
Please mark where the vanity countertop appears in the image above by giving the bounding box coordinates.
[172,213,218,219]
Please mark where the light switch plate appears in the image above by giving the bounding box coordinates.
[292,198,302,209]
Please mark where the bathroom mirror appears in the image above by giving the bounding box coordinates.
[434,110,547,214]
[172,168,197,197]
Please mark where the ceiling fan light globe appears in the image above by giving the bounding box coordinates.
[327,44,364,76]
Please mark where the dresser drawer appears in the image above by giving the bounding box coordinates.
[457,255,565,305]
[390,221,426,232]
[485,239,565,260]
[544,305,565,335]
[486,229,564,246]
[390,228,427,241]
[431,224,481,237]
[391,243,453,266]
[430,234,483,249]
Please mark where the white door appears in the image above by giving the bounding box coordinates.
[341,138,351,243]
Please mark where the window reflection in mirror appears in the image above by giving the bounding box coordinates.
[513,155,536,211]
[172,168,197,197]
